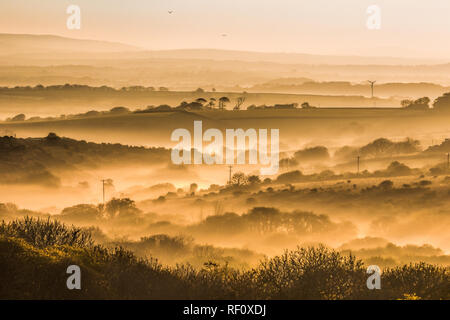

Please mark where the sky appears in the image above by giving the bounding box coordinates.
[1,0,450,58]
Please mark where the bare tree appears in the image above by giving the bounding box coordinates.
[233,97,246,110]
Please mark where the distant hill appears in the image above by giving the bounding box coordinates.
[1,34,450,89]
[0,33,140,56]
[0,134,170,186]
[250,80,450,99]
[0,33,447,66]
[137,48,447,66]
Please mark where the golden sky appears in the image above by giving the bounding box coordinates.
[1,0,450,59]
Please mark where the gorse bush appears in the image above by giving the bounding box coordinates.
[0,217,448,299]
[0,216,93,248]
[381,263,449,300]
[250,246,367,299]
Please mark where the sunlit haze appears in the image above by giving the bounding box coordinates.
[1,0,450,58]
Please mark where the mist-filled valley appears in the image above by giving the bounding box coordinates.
[1,32,449,300]
[1,129,450,269]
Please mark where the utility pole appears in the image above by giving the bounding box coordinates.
[101,179,107,205]
[357,156,360,174]
[447,153,449,170]
[368,80,376,99]
[228,166,232,184]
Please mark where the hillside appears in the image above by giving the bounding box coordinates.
[0,84,402,121]
[2,103,450,148]
[0,134,169,186]
[250,80,450,99]
[1,34,445,65]
[0,33,139,55]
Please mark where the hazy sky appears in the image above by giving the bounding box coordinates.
[1,0,450,58]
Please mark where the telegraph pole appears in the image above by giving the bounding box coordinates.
[101,179,107,205]
[447,153,449,170]
[357,156,360,174]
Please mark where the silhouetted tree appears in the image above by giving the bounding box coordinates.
[401,97,430,110]
[301,102,311,109]
[233,97,246,110]
[378,180,394,190]
[248,175,261,184]
[46,132,60,141]
[218,97,230,110]
[189,183,198,195]
[195,98,207,106]
[401,99,413,108]
[208,98,216,109]
[433,92,450,111]
[231,172,248,186]
[105,198,139,218]
[109,106,130,114]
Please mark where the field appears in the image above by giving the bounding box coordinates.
[2,102,450,148]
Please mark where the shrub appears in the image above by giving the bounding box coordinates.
[0,217,448,300]
[251,246,367,299]
[0,216,93,248]
[378,180,394,190]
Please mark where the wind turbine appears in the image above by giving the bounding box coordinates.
[367,80,376,99]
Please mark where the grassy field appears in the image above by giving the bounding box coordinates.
[2,107,450,148]
[0,87,400,118]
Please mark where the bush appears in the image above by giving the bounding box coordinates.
[250,246,367,299]
[378,180,394,190]
[382,263,449,299]
[0,217,448,299]
[0,217,93,248]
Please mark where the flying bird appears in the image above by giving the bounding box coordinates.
[221,33,228,37]
[168,10,173,14]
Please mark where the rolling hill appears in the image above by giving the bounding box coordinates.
[0,33,139,55]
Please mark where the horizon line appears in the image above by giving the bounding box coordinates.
[1,32,449,63]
